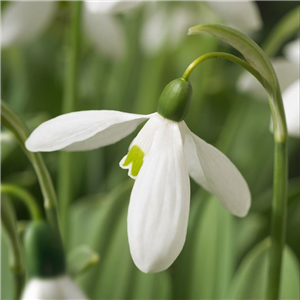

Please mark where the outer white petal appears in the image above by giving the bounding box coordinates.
[207,1,262,33]
[1,1,56,48]
[237,58,299,99]
[83,6,126,59]
[21,275,87,299]
[183,126,210,191]
[184,126,251,217]
[284,39,300,65]
[128,118,190,273]
[271,80,300,138]
[85,1,142,15]
[26,110,153,152]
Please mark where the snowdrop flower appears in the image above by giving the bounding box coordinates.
[238,39,300,138]
[141,1,262,56]
[1,1,57,48]
[22,221,87,299]
[83,1,142,59]
[26,78,251,273]
[22,276,87,299]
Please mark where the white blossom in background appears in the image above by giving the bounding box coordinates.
[26,110,250,273]
[238,39,300,138]
[83,1,142,59]
[1,1,57,48]
[206,1,262,33]
[141,1,263,56]
[22,275,87,299]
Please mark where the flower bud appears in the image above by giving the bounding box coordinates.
[157,78,192,122]
[24,221,65,278]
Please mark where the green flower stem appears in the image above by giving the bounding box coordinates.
[1,184,42,221]
[267,141,288,299]
[1,199,25,299]
[182,52,264,86]
[58,1,82,244]
[1,100,60,235]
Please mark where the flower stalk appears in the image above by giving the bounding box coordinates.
[1,184,42,221]
[1,101,60,235]
[188,24,289,299]
[1,199,25,299]
[58,1,82,244]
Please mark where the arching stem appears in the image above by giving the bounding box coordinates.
[1,184,42,221]
[182,52,264,87]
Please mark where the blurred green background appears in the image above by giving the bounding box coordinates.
[1,1,299,299]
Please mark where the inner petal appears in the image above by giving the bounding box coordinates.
[120,113,177,179]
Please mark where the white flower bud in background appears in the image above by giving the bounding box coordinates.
[1,1,57,48]
[22,276,87,299]
[237,38,300,138]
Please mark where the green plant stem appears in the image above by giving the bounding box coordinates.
[1,199,25,299]
[182,52,264,86]
[1,184,42,221]
[1,100,60,234]
[58,1,81,244]
[267,141,288,299]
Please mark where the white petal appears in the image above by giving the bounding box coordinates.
[84,1,142,15]
[271,80,300,138]
[184,126,251,217]
[207,1,262,33]
[237,58,299,99]
[284,39,300,65]
[26,110,153,152]
[83,7,126,59]
[183,126,210,191]
[120,113,163,179]
[128,118,190,273]
[21,276,87,299]
[1,1,56,48]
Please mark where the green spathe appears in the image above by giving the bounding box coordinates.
[24,221,66,278]
[157,78,192,122]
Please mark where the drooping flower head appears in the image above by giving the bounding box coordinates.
[26,77,251,273]
[21,221,87,299]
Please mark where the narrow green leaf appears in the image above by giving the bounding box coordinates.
[173,194,235,299]
[67,245,99,278]
[263,6,300,57]
[1,233,14,299]
[227,239,300,299]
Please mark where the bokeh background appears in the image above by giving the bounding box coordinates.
[1,1,299,299]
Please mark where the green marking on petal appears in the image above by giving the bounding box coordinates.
[123,145,145,177]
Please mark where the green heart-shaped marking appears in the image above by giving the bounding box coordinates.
[122,145,145,177]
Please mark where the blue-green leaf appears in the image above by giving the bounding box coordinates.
[227,239,299,299]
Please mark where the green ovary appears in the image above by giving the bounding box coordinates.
[123,145,145,177]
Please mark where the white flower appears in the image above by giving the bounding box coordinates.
[141,1,262,56]
[21,275,87,299]
[206,1,262,33]
[237,39,300,138]
[1,1,57,48]
[26,110,251,273]
[83,1,142,59]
